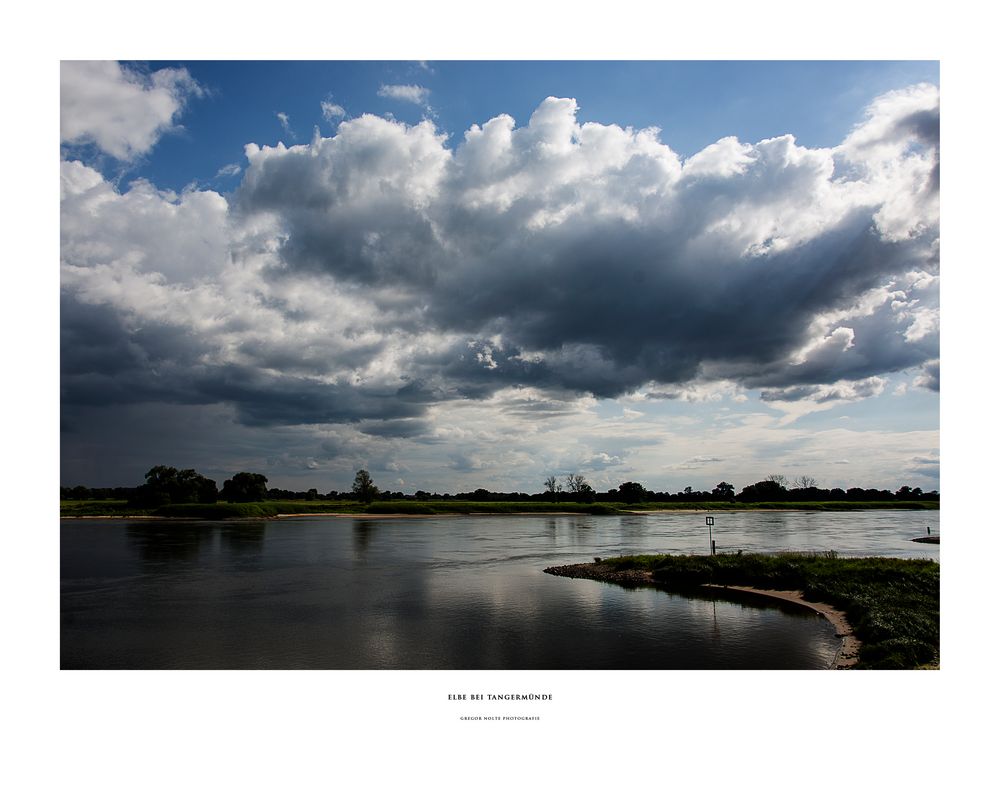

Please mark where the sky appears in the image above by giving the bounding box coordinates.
[59,59,940,494]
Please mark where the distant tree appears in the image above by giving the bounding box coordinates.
[220,472,268,503]
[544,475,562,501]
[352,469,378,504]
[565,473,595,502]
[132,465,218,507]
[738,479,787,503]
[712,481,735,500]
[176,468,219,503]
[792,475,818,490]
[766,474,789,489]
[617,481,649,504]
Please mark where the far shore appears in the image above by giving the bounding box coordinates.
[61,501,939,522]
[60,511,598,521]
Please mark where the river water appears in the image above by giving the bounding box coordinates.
[60,510,939,669]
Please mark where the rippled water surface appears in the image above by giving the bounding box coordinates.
[61,511,938,669]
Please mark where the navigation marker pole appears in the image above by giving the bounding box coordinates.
[706,516,716,555]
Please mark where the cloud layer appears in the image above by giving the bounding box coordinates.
[60,80,940,486]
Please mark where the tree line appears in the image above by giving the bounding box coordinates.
[61,466,938,506]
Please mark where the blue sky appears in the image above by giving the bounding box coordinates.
[60,60,940,493]
[125,60,939,190]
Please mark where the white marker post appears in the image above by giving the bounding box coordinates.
[706,516,715,555]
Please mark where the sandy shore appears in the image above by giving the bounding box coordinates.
[704,584,860,668]
[544,562,860,669]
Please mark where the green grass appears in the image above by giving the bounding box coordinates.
[61,498,625,518]
[364,500,622,515]
[60,499,366,518]
[153,500,365,518]
[600,552,939,669]
[60,499,141,516]
[625,500,939,511]
[62,498,937,518]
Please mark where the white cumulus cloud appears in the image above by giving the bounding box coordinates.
[378,83,431,107]
[61,61,203,160]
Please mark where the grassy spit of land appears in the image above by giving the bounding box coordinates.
[60,498,938,519]
[545,552,939,669]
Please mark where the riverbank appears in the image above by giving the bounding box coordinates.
[60,498,939,519]
[544,553,938,669]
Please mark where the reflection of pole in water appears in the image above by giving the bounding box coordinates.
[712,599,721,643]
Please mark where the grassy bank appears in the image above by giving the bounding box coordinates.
[61,499,622,517]
[363,500,621,515]
[561,552,939,669]
[627,500,939,511]
[60,499,364,518]
[60,499,134,516]
[62,498,936,518]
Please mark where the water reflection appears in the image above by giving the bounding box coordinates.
[125,521,213,567]
[353,519,377,558]
[565,516,595,537]
[219,522,266,555]
[618,514,648,533]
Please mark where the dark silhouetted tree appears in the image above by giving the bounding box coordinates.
[544,475,562,501]
[220,472,268,502]
[712,481,735,500]
[565,473,595,502]
[738,479,787,503]
[617,481,648,504]
[352,469,378,504]
[132,465,218,507]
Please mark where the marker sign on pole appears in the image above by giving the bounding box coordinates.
[705,516,715,554]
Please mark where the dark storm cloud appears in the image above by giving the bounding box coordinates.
[358,418,431,438]
[61,294,209,408]
[61,292,428,428]
[432,207,927,396]
[192,365,427,427]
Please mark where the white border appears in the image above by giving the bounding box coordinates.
[7,2,992,796]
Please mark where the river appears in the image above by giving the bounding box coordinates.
[60,510,939,669]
